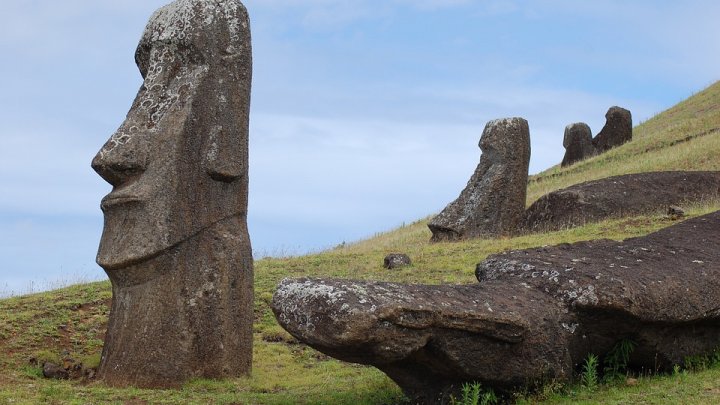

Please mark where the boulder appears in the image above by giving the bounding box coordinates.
[429,118,530,241]
[43,362,69,380]
[561,122,595,167]
[523,171,720,232]
[91,0,254,388]
[384,253,412,269]
[272,211,720,404]
[592,106,632,152]
[668,205,686,220]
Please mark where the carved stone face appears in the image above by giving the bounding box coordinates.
[92,0,251,271]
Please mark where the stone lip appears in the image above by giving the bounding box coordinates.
[428,117,530,241]
[523,171,720,232]
[273,211,720,404]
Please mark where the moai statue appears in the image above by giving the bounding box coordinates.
[561,122,595,167]
[91,0,253,388]
[592,106,633,152]
[428,118,531,241]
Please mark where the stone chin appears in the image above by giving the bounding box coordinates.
[96,201,175,272]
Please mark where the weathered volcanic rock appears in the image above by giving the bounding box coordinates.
[592,106,632,152]
[523,171,720,232]
[561,122,595,167]
[384,253,412,269]
[43,363,69,380]
[272,211,720,404]
[91,0,254,388]
[428,118,530,241]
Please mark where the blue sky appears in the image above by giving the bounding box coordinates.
[1,0,719,296]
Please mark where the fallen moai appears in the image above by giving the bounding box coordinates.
[524,171,720,232]
[91,0,254,388]
[428,118,530,241]
[273,211,720,404]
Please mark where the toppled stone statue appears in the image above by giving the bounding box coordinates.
[523,171,720,232]
[91,0,253,388]
[428,118,530,241]
[593,106,633,152]
[272,211,720,404]
[560,122,595,167]
[383,253,412,269]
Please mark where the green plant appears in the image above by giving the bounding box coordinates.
[32,349,62,366]
[450,382,498,405]
[683,346,720,372]
[603,339,636,382]
[581,354,599,391]
[79,352,102,370]
[22,364,44,379]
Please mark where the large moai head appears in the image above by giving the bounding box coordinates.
[92,0,252,276]
[91,0,254,388]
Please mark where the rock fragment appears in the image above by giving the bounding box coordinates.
[383,253,412,269]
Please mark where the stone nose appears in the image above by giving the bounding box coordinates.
[92,138,147,187]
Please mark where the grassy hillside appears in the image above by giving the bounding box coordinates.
[2,81,720,404]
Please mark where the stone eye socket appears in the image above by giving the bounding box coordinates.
[136,36,208,79]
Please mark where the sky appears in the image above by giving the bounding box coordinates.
[1,0,719,296]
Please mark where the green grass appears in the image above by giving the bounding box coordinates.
[2,81,720,404]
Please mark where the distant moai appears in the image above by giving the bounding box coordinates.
[561,106,632,167]
[91,0,253,388]
[593,106,633,152]
[428,118,531,241]
[561,123,595,167]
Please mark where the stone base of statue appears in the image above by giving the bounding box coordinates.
[98,218,253,388]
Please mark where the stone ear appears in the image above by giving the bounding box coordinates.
[203,125,244,182]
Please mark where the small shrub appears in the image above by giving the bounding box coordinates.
[603,339,636,382]
[672,364,687,378]
[450,382,498,405]
[581,354,599,391]
[683,346,720,373]
[536,379,566,401]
